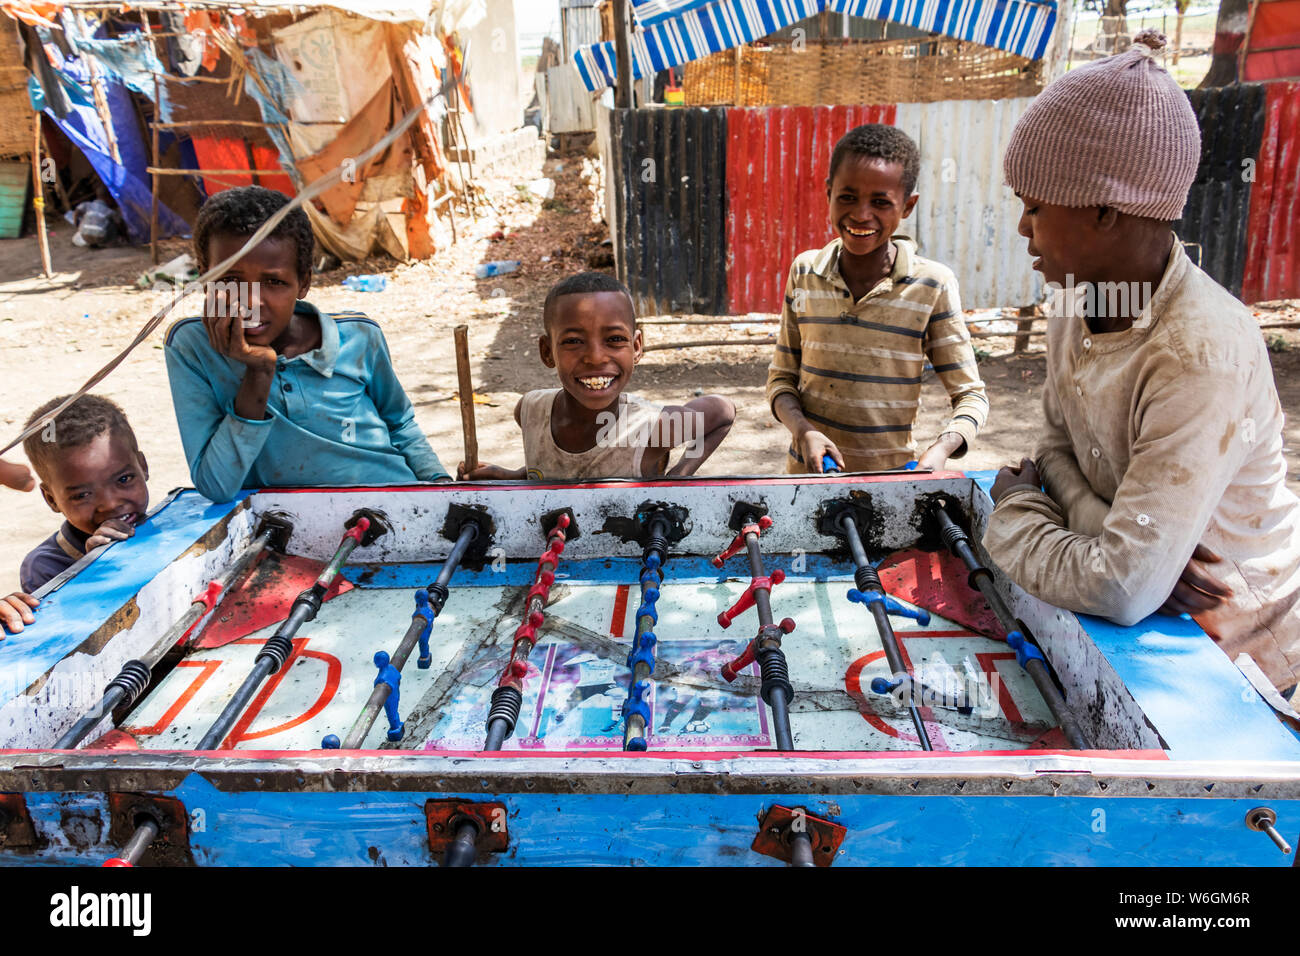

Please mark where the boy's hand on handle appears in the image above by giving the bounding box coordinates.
[0,459,34,492]
[797,430,843,474]
[990,457,1041,503]
[86,516,137,552]
[204,310,277,372]
[1158,544,1233,617]
[0,592,38,635]
[457,461,525,481]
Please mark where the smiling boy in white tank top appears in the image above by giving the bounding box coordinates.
[459,273,735,482]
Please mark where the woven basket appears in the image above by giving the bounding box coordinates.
[684,37,1043,106]
[0,24,33,159]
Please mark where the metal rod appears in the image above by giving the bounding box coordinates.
[931,503,1094,750]
[789,829,815,867]
[768,686,794,750]
[114,818,160,866]
[839,513,932,750]
[623,514,669,750]
[739,512,795,750]
[198,523,369,750]
[55,530,273,750]
[445,820,479,867]
[340,523,478,749]
[485,516,570,749]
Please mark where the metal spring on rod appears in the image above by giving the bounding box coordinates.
[105,660,151,708]
[854,563,882,592]
[757,646,793,706]
[487,685,523,735]
[427,581,450,615]
[256,634,294,673]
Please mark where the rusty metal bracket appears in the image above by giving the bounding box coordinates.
[751,804,846,867]
[424,799,508,856]
[0,793,38,849]
[107,792,193,866]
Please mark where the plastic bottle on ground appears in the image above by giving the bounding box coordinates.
[475,260,521,279]
[343,275,388,292]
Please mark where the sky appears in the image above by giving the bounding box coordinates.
[514,0,562,54]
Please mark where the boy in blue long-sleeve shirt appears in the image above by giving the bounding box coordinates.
[165,187,448,502]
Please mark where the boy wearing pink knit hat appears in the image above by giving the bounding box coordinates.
[984,32,1300,696]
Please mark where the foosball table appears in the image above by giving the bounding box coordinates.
[2,471,1297,866]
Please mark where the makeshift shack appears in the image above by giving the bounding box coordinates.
[0,0,518,261]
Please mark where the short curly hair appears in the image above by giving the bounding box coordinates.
[193,186,313,279]
[828,124,921,196]
[542,271,634,333]
[22,394,138,482]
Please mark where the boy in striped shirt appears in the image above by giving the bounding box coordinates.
[766,124,988,473]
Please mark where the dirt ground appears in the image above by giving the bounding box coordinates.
[2,152,1299,583]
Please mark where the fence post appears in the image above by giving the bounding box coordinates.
[1013,305,1036,353]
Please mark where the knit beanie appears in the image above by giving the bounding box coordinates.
[1003,30,1201,221]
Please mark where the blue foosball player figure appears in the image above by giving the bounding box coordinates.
[374,650,404,742]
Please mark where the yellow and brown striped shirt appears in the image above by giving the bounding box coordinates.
[766,237,989,472]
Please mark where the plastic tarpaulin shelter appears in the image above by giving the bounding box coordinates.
[573,0,1058,90]
[4,0,442,25]
[35,40,188,242]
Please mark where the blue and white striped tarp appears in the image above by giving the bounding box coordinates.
[573,0,1057,91]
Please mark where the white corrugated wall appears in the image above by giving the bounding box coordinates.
[895,99,1043,310]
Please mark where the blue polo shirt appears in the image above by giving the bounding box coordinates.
[165,303,448,503]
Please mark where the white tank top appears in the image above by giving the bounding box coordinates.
[520,388,664,481]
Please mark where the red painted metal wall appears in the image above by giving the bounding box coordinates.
[725,105,896,315]
[1242,82,1300,303]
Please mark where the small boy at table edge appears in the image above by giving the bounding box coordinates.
[165,186,448,505]
[3,394,149,634]
[460,272,735,481]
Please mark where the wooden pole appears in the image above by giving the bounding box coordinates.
[31,114,52,280]
[613,0,634,109]
[454,325,479,475]
[732,44,743,105]
[150,74,161,265]
[1013,304,1036,353]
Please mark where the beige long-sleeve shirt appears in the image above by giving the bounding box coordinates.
[984,240,1300,691]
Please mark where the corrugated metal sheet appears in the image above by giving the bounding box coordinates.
[612,106,729,314]
[1176,84,1267,299]
[894,98,1041,310]
[1243,81,1300,304]
[725,105,896,314]
[562,5,604,61]
[547,63,598,133]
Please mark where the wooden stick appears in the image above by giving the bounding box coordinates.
[644,335,776,352]
[31,114,52,279]
[454,325,479,474]
[151,75,160,265]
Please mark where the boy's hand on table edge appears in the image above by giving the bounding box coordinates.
[1158,544,1233,617]
[458,461,522,481]
[0,459,34,492]
[916,432,965,472]
[0,592,38,635]
[86,517,137,552]
[990,457,1041,503]
[796,430,843,473]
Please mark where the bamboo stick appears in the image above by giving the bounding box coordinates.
[31,115,52,279]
